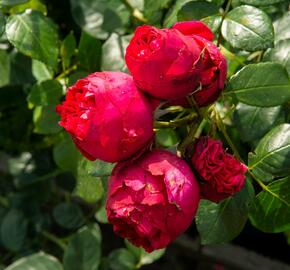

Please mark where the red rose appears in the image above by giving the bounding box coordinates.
[191,137,247,202]
[172,21,227,107]
[106,149,200,252]
[125,24,204,100]
[56,72,154,163]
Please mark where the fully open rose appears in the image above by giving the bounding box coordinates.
[125,23,205,100]
[56,71,154,163]
[191,137,247,202]
[106,149,200,252]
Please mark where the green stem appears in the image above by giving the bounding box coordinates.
[41,231,66,251]
[120,0,147,22]
[213,106,243,162]
[217,0,232,46]
[194,118,207,138]
[34,169,63,183]
[154,113,197,129]
[56,64,77,81]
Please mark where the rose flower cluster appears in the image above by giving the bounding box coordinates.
[56,21,247,252]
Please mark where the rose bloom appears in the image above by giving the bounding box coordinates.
[106,149,200,252]
[191,137,247,202]
[170,21,227,107]
[56,71,154,163]
[125,22,207,100]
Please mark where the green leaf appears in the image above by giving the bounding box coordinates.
[85,159,114,178]
[74,157,105,203]
[226,62,290,107]
[61,32,76,70]
[53,202,85,230]
[222,5,274,51]
[250,176,290,233]
[0,209,28,252]
[0,12,5,36]
[28,80,63,107]
[274,11,290,42]
[143,0,171,25]
[0,50,10,87]
[9,0,47,14]
[263,39,290,75]
[32,59,54,82]
[240,0,285,5]
[249,124,290,182]
[33,105,61,134]
[108,249,137,270]
[125,240,165,267]
[0,0,28,6]
[5,252,63,270]
[101,33,130,72]
[70,0,130,40]
[177,1,219,21]
[156,128,180,147]
[6,10,60,70]
[233,103,283,142]
[196,179,254,244]
[163,0,193,27]
[63,225,102,270]
[202,15,222,34]
[53,133,80,174]
[78,31,101,72]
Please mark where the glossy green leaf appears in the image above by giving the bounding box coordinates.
[70,0,130,40]
[234,103,283,142]
[101,33,130,72]
[33,105,61,134]
[78,31,101,72]
[240,0,285,5]
[196,179,254,244]
[125,240,165,267]
[6,10,59,69]
[143,0,172,24]
[222,5,274,51]
[250,177,290,232]
[53,202,85,230]
[28,80,63,106]
[249,124,290,182]
[108,249,137,270]
[63,225,101,270]
[53,133,79,174]
[74,158,104,203]
[156,128,180,147]
[263,39,290,75]
[9,0,47,14]
[0,209,28,252]
[226,63,290,107]
[61,32,76,70]
[0,50,10,87]
[177,1,219,21]
[202,15,222,34]
[5,252,63,270]
[32,59,53,82]
[274,11,290,42]
[163,0,192,27]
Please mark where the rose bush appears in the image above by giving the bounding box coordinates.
[106,149,200,252]
[56,71,154,162]
[191,137,247,202]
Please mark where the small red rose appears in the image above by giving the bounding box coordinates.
[191,137,247,202]
[125,24,204,100]
[56,71,154,163]
[106,149,200,252]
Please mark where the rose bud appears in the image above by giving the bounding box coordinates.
[191,137,247,203]
[56,71,154,163]
[125,24,204,100]
[106,149,200,252]
[171,21,227,107]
